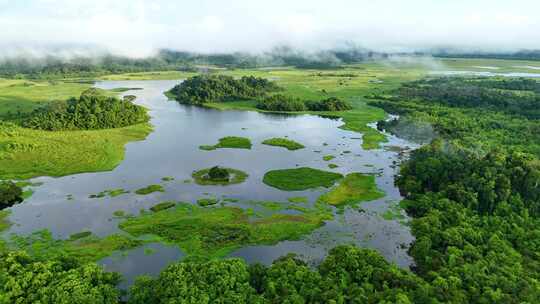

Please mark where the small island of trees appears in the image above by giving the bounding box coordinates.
[22,88,149,131]
[168,75,280,105]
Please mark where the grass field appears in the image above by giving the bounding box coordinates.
[0,79,152,179]
[0,79,94,118]
[0,122,151,179]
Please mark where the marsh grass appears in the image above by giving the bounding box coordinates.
[150,201,176,212]
[135,184,165,195]
[262,137,305,150]
[263,167,343,191]
[318,173,385,207]
[118,202,330,258]
[199,136,252,150]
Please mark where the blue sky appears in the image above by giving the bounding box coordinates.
[0,0,539,57]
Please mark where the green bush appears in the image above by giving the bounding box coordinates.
[0,181,23,210]
[255,94,306,111]
[305,97,352,111]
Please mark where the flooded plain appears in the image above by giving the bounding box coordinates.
[5,80,417,285]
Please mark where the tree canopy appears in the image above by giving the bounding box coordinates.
[0,181,23,210]
[22,89,149,131]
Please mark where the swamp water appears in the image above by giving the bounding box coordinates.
[5,80,417,287]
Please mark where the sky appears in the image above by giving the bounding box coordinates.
[0,0,539,57]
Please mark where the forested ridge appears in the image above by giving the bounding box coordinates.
[22,88,149,131]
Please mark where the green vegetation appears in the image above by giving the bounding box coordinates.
[0,121,151,180]
[0,251,121,304]
[9,230,142,263]
[371,77,540,155]
[255,95,352,112]
[128,245,430,304]
[150,201,176,212]
[135,184,164,195]
[318,173,385,207]
[0,79,95,118]
[169,75,280,105]
[161,176,174,181]
[381,201,407,221]
[119,202,329,258]
[89,188,129,198]
[0,181,23,210]
[0,78,152,179]
[112,210,125,217]
[287,196,309,204]
[255,94,307,111]
[192,167,248,186]
[364,75,540,303]
[328,163,339,169]
[322,155,335,161]
[263,167,343,191]
[69,231,92,240]
[199,136,252,150]
[197,198,219,206]
[262,137,305,150]
[23,88,149,131]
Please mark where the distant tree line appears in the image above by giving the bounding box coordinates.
[391,77,540,119]
[434,50,540,61]
[22,88,149,131]
[0,47,388,79]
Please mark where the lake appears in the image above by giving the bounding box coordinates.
[5,80,416,287]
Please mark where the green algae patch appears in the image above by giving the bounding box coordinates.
[318,173,385,207]
[287,196,309,204]
[9,230,143,263]
[192,167,248,186]
[0,210,11,232]
[263,167,343,191]
[161,176,175,181]
[135,184,165,195]
[118,202,329,258]
[89,188,129,198]
[323,155,336,161]
[197,198,219,206]
[150,201,176,212]
[328,163,339,169]
[199,136,252,150]
[113,210,126,217]
[262,137,305,150]
[69,231,92,241]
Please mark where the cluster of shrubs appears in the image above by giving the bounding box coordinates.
[169,75,280,105]
[256,95,352,112]
[0,181,23,210]
[22,88,149,131]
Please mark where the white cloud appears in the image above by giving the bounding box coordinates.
[0,0,539,57]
